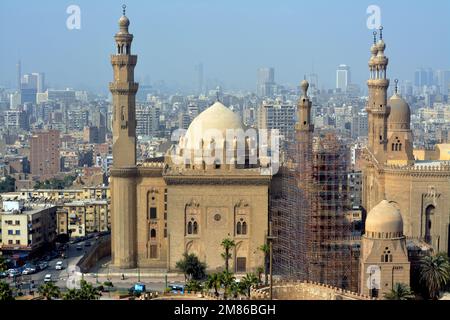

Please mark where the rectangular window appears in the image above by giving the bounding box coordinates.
[236,257,247,273]
[149,207,157,220]
[8,230,13,235]
[16,240,20,245]
[15,230,20,235]
[149,244,158,259]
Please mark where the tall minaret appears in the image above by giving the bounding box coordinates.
[109,5,138,268]
[366,27,390,163]
[295,79,314,279]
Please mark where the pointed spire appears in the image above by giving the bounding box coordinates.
[379,26,383,40]
[373,31,377,45]
[394,79,399,94]
[122,4,127,16]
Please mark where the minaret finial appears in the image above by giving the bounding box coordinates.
[216,91,220,102]
[373,31,377,45]
[379,26,383,40]
[394,79,399,94]
[122,4,127,16]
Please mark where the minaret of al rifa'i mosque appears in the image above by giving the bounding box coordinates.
[109,5,138,268]
[366,27,390,163]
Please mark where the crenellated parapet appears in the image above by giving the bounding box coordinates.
[250,280,375,300]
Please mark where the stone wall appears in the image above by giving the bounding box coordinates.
[251,280,374,300]
[77,235,111,273]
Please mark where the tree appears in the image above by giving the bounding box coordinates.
[176,253,207,281]
[0,282,14,301]
[220,270,235,300]
[240,273,259,298]
[221,238,236,273]
[186,279,203,294]
[256,266,264,284]
[419,253,450,300]
[205,273,221,297]
[78,280,101,300]
[0,256,8,272]
[63,289,80,300]
[63,280,101,300]
[384,283,414,300]
[259,244,270,285]
[0,176,15,193]
[38,282,61,300]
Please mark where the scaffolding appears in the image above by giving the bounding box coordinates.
[272,132,360,292]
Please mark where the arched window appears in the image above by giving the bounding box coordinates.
[242,222,248,235]
[150,229,156,239]
[193,221,198,235]
[187,221,193,235]
[236,222,242,235]
[399,143,402,151]
[392,144,395,151]
[425,205,435,244]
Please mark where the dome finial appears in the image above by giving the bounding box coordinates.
[394,79,399,94]
[122,4,127,16]
[379,26,383,40]
[373,31,377,45]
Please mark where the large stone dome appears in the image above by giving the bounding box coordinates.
[365,200,403,239]
[388,93,410,126]
[184,101,244,150]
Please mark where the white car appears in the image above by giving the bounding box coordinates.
[55,261,64,270]
[44,274,52,283]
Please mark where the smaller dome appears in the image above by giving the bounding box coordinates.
[377,39,386,51]
[370,44,378,55]
[365,200,403,238]
[389,94,410,125]
[119,15,130,28]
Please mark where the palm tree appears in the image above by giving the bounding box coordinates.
[384,283,414,300]
[220,270,236,300]
[63,288,80,300]
[78,280,101,300]
[186,279,203,294]
[221,238,236,273]
[240,273,259,298]
[205,273,221,297]
[38,282,61,300]
[0,282,14,301]
[259,244,270,285]
[419,254,450,299]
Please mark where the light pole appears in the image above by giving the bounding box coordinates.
[267,221,277,300]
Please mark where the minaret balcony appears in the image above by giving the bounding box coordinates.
[109,82,139,95]
[111,55,137,66]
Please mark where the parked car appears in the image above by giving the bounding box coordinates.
[44,274,52,283]
[22,267,36,275]
[8,269,20,277]
[38,262,49,271]
[85,241,91,247]
[76,244,83,251]
[55,261,64,270]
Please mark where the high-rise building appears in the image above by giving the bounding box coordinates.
[436,69,450,95]
[257,67,275,97]
[30,130,60,176]
[336,64,351,92]
[257,101,296,141]
[16,60,21,91]
[136,105,161,137]
[32,72,46,93]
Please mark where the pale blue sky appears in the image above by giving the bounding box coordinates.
[0,0,449,93]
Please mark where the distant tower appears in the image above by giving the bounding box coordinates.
[336,64,351,92]
[359,200,410,298]
[195,63,204,95]
[366,27,390,163]
[16,60,22,91]
[109,5,139,268]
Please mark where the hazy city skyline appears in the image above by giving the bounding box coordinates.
[1,0,449,93]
